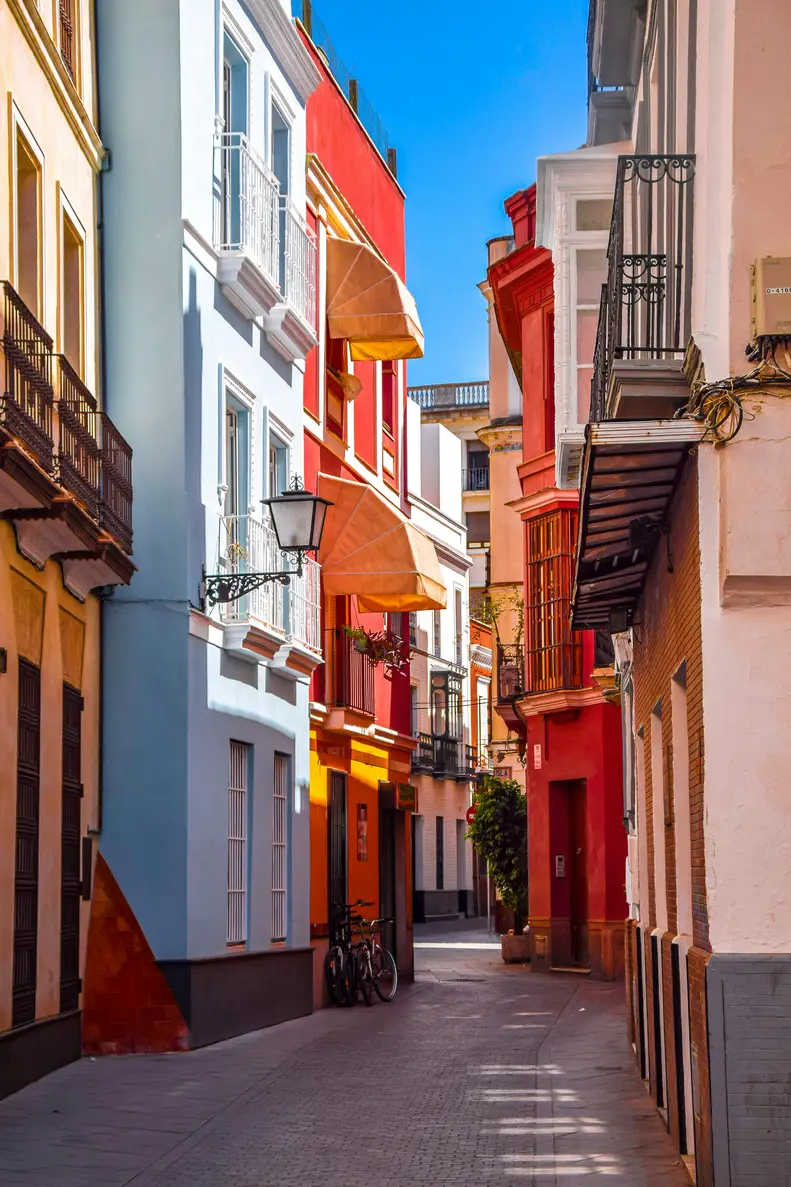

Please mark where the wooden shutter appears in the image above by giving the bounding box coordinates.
[328,771,347,915]
[13,660,41,1028]
[60,684,83,1013]
[272,755,289,942]
[59,0,75,79]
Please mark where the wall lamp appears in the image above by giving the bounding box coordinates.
[202,478,333,607]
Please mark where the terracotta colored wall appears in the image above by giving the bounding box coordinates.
[352,361,377,475]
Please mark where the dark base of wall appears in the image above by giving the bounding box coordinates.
[413,890,426,924]
[420,890,462,920]
[707,953,791,1186]
[0,1011,82,1101]
[159,947,313,1048]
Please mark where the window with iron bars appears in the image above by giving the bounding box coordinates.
[59,0,75,80]
[272,754,289,943]
[524,510,582,694]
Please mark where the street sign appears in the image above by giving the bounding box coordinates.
[465,804,477,826]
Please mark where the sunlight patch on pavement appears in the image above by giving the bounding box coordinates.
[414,941,503,950]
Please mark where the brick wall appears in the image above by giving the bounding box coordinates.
[631,455,713,1179]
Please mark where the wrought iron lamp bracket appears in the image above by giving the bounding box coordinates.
[201,554,306,608]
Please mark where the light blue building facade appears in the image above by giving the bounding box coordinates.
[94,0,322,1046]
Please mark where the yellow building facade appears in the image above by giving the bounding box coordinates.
[0,0,133,1097]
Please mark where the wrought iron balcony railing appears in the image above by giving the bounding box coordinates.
[590,154,695,421]
[333,628,375,715]
[1,281,55,471]
[218,514,321,653]
[463,466,490,492]
[411,734,477,781]
[408,381,489,412]
[497,644,524,703]
[281,198,317,329]
[2,283,134,553]
[215,132,281,288]
[57,356,101,520]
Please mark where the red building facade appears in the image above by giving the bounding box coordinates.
[489,186,625,979]
[298,16,442,1002]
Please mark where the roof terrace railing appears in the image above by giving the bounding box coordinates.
[408,381,490,411]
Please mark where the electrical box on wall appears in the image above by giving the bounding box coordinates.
[752,256,791,337]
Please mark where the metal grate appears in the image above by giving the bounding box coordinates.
[13,659,41,1028]
[282,199,317,328]
[214,132,281,286]
[272,755,289,942]
[60,685,82,1013]
[227,741,249,946]
[525,510,582,694]
[57,356,100,519]
[59,0,74,80]
[334,629,375,715]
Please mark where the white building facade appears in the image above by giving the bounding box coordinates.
[94,0,323,1049]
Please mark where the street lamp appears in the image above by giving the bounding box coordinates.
[202,478,333,607]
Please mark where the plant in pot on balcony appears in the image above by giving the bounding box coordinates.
[342,625,411,673]
[465,773,530,964]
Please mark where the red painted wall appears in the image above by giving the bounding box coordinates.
[300,31,406,276]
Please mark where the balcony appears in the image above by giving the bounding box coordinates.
[408,381,489,413]
[214,133,318,360]
[217,513,322,675]
[497,644,524,703]
[333,628,375,716]
[590,155,695,422]
[411,734,477,782]
[0,282,134,595]
[463,466,490,492]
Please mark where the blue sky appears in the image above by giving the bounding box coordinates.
[308,0,590,386]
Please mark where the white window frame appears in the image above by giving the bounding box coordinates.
[219,369,256,510]
[11,104,46,320]
[57,187,87,374]
[228,740,250,946]
[272,753,290,943]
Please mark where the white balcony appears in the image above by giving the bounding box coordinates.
[263,199,319,362]
[214,132,281,320]
[217,513,322,677]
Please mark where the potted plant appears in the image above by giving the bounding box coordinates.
[466,773,530,963]
[342,625,411,672]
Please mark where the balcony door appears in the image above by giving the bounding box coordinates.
[224,398,250,574]
[221,32,249,248]
[271,103,291,292]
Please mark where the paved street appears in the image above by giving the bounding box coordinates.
[0,925,688,1185]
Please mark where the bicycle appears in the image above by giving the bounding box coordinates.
[350,914,398,1005]
[325,900,372,1007]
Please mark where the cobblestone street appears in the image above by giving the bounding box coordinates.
[0,926,689,1186]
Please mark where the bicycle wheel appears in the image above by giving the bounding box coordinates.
[324,945,347,1006]
[357,948,374,1006]
[372,944,398,1002]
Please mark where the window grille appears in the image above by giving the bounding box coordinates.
[272,754,289,942]
[525,510,583,694]
[227,741,249,945]
[59,0,75,80]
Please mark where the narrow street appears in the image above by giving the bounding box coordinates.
[0,926,687,1186]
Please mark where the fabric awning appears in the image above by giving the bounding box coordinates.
[326,237,424,362]
[318,474,446,612]
[571,419,704,630]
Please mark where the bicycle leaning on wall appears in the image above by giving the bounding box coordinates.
[324,901,398,1007]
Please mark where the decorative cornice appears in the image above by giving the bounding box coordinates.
[515,685,605,720]
[8,0,104,169]
[248,0,321,103]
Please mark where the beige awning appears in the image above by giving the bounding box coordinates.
[318,474,446,611]
[326,237,424,362]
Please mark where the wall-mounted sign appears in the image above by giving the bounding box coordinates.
[533,743,542,770]
[555,854,566,879]
[397,783,417,812]
[357,804,368,861]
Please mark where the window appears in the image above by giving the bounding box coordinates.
[224,396,249,517]
[268,435,288,498]
[410,684,419,736]
[409,612,418,647]
[326,332,347,438]
[220,33,249,248]
[59,0,76,81]
[465,511,490,545]
[575,247,608,422]
[432,609,441,657]
[454,588,463,666]
[476,677,490,756]
[272,754,289,942]
[525,509,582,694]
[431,671,462,739]
[15,130,42,317]
[382,362,397,435]
[62,212,83,372]
[575,198,611,231]
[271,103,291,196]
[386,611,404,638]
[436,816,444,890]
[465,448,489,491]
[227,741,249,946]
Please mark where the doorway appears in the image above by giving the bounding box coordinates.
[549,779,589,969]
[328,772,347,920]
[379,798,396,962]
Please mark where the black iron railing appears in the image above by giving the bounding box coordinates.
[591,155,695,421]
[411,734,477,780]
[497,644,524,703]
[408,382,489,411]
[334,630,375,716]
[1,281,55,471]
[100,414,133,554]
[57,356,101,520]
[463,467,490,492]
